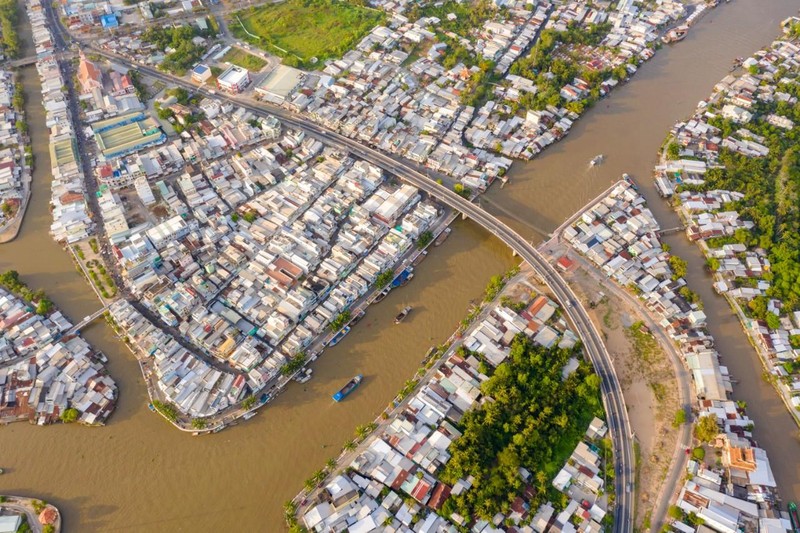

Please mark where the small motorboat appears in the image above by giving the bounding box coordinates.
[395,306,412,324]
[590,154,605,166]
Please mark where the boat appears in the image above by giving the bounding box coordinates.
[590,154,604,166]
[148,403,156,412]
[373,286,391,303]
[661,25,689,44]
[391,268,414,288]
[433,227,452,246]
[0,468,4,475]
[395,306,412,324]
[328,326,351,346]
[332,374,363,402]
[349,309,365,326]
[622,173,638,190]
[412,250,428,266]
[242,411,257,420]
[294,368,313,384]
[788,502,800,533]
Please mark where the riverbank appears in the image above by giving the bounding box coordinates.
[0,68,33,244]
[0,495,61,533]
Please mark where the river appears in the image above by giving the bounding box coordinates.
[1,0,799,530]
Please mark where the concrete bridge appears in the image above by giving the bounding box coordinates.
[63,302,115,337]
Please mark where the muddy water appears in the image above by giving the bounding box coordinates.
[2,1,800,530]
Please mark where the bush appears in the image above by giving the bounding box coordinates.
[694,415,720,443]
[672,409,686,428]
[691,446,706,461]
[60,407,80,423]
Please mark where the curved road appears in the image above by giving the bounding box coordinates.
[42,8,634,529]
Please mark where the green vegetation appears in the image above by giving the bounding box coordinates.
[439,337,603,521]
[0,270,54,315]
[669,255,688,280]
[483,274,506,303]
[691,446,706,461]
[152,400,179,422]
[625,322,660,365]
[329,310,352,331]
[666,141,680,160]
[375,269,394,289]
[12,82,23,111]
[242,210,258,223]
[416,230,433,249]
[221,47,267,71]
[60,407,80,423]
[1,201,12,216]
[699,116,800,311]
[413,0,494,39]
[128,70,148,101]
[280,352,307,376]
[142,24,216,75]
[453,183,472,198]
[0,0,20,58]
[32,500,47,514]
[672,408,686,428]
[694,415,720,443]
[508,23,614,113]
[232,0,384,68]
[241,395,257,410]
[191,418,206,430]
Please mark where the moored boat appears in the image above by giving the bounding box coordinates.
[328,326,351,346]
[788,502,799,533]
[662,25,689,44]
[294,368,313,383]
[242,411,257,420]
[433,227,452,246]
[373,286,391,303]
[391,268,413,288]
[395,306,412,324]
[412,250,428,266]
[332,374,363,402]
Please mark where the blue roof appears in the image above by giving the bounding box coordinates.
[193,64,210,75]
[100,14,118,28]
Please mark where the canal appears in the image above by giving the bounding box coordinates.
[1,0,798,530]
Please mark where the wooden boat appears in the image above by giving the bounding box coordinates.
[395,306,412,324]
[332,375,363,402]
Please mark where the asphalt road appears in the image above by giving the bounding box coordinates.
[43,10,635,530]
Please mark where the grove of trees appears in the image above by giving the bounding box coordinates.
[439,336,604,521]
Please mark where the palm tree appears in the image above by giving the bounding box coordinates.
[355,424,371,439]
[326,458,337,471]
[312,469,326,484]
[343,439,357,452]
[304,477,317,492]
[283,500,297,518]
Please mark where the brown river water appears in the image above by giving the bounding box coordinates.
[1,1,799,530]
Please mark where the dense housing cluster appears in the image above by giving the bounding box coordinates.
[0,68,29,235]
[299,281,609,532]
[0,286,117,425]
[655,22,800,419]
[562,181,785,529]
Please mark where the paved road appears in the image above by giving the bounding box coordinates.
[44,12,634,530]
[555,245,693,530]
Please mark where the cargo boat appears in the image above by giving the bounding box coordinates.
[332,374,363,402]
[395,306,412,324]
[433,227,451,246]
[412,250,428,266]
[328,326,351,346]
[373,286,391,303]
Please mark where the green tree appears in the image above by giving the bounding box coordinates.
[694,415,720,443]
[60,407,79,423]
[191,418,206,429]
[666,142,680,160]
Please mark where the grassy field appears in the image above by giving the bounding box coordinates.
[221,47,268,71]
[231,0,384,67]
